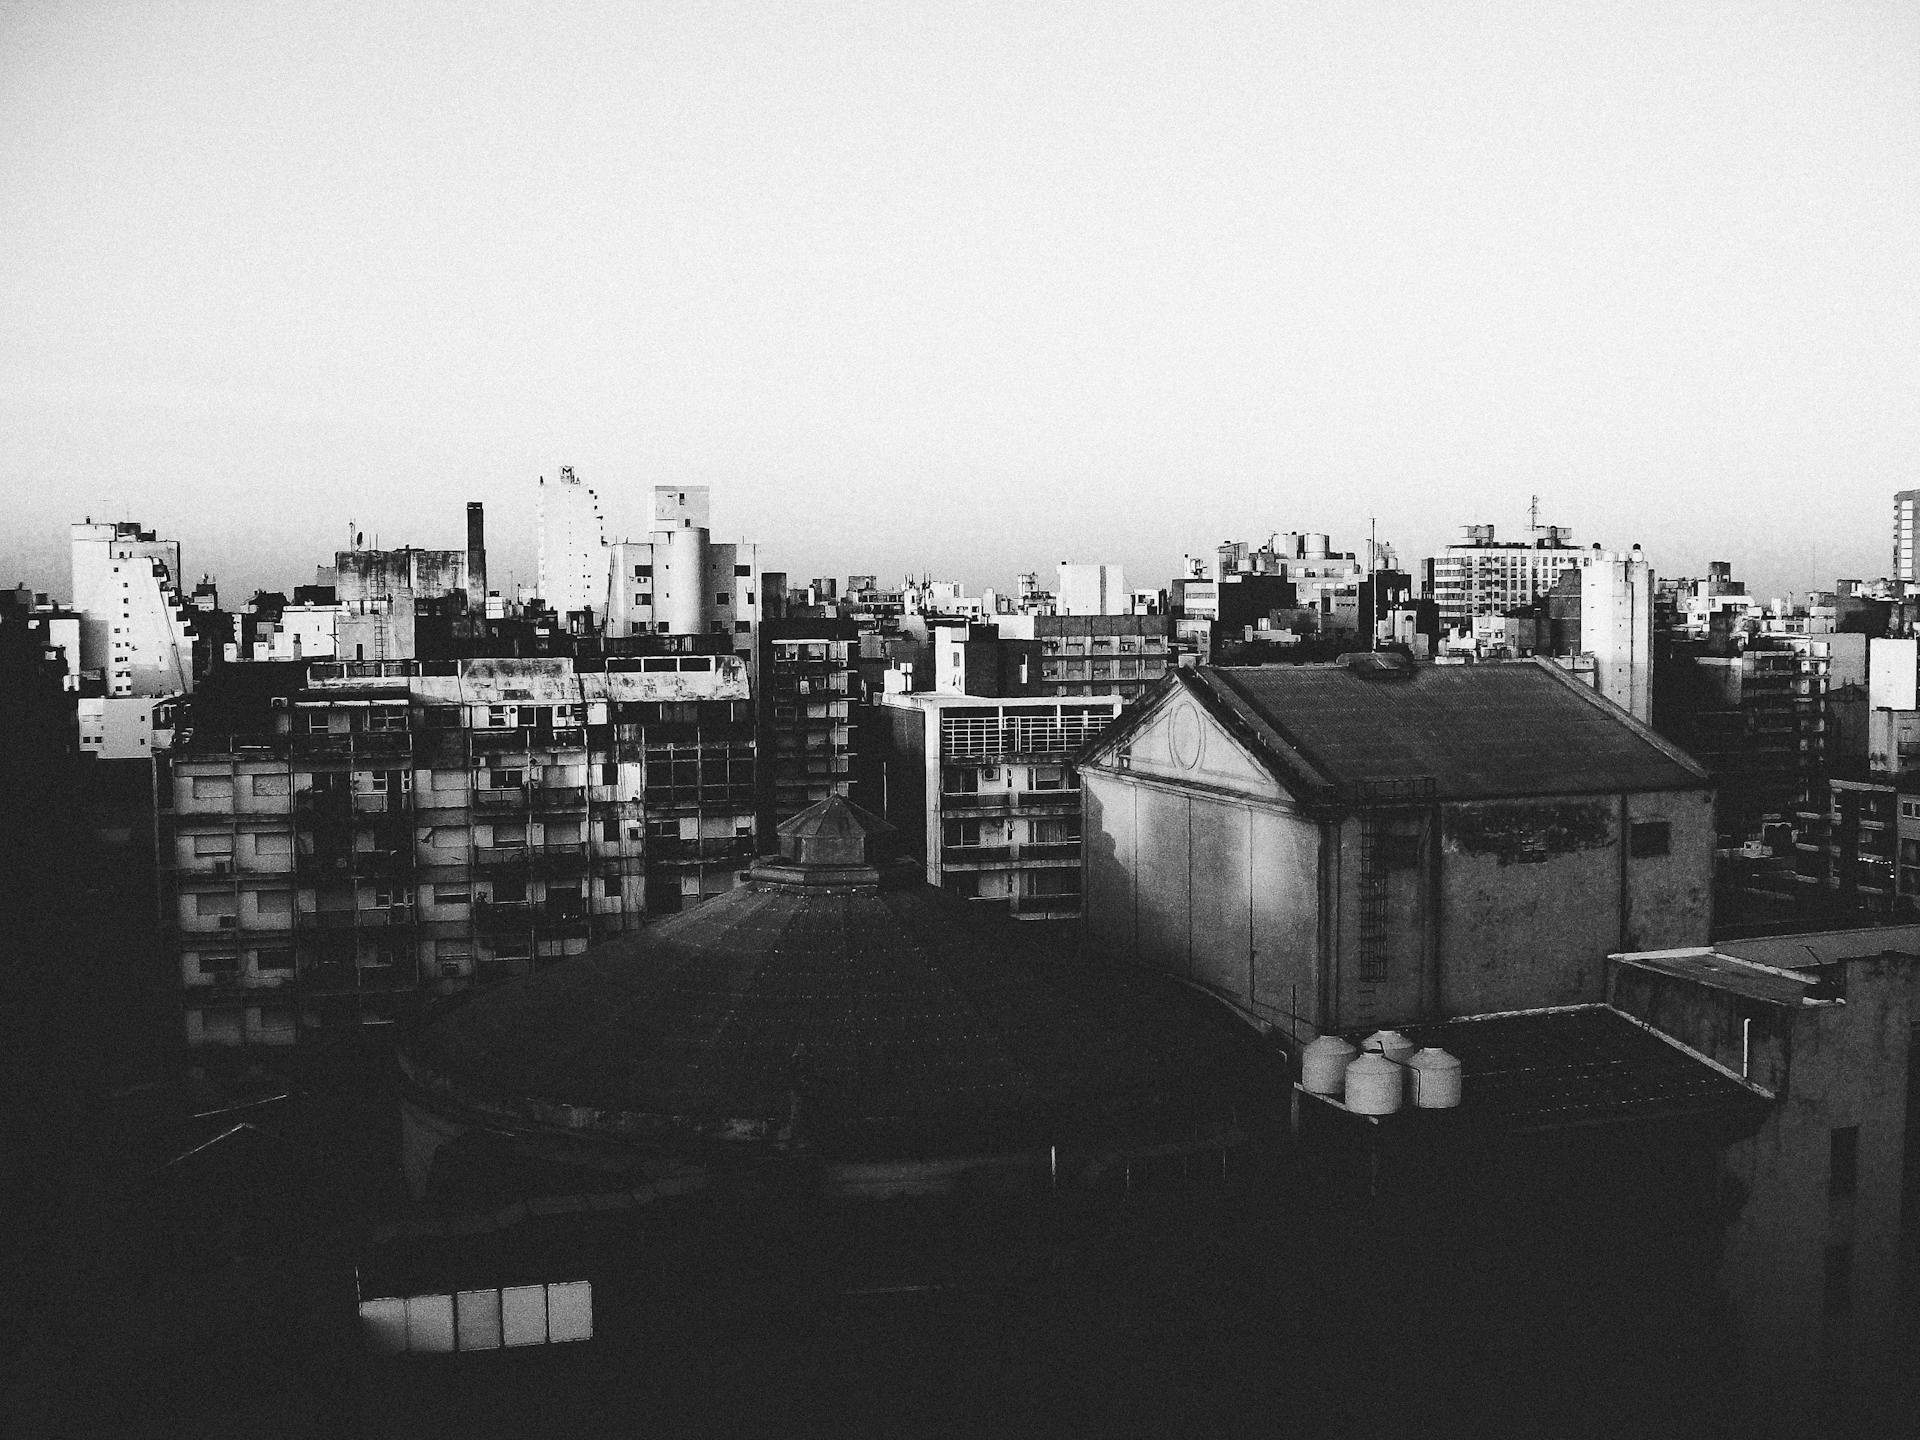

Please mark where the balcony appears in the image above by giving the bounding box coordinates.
[1016,790,1081,810]
[469,729,532,752]
[472,846,531,870]
[303,909,359,930]
[297,850,355,878]
[941,793,1018,812]
[354,905,417,929]
[291,730,414,760]
[474,899,532,933]
[474,786,529,809]
[943,845,1014,868]
[533,786,587,811]
[1019,842,1081,861]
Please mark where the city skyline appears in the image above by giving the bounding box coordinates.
[4,2,1915,601]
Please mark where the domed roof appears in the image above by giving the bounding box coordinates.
[402,798,1251,1161]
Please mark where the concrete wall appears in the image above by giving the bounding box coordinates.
[1434,795,1628,1015]
[1083,769,1323,1035]
[1711,953,1918,1432]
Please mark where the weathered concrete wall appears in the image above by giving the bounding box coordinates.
[1622,787,1715,950]
[1434,795,1622,1015]
[1712,954,1918,1433]
[1330,811,1435,1031]
[1082,768,1322,1034]
[1609,963,1793,1093]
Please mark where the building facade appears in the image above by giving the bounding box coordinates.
[873,692,1122,920]
[163,655,755,1055]
[757,618,862,828]
[537,467,610,625]
[603,485,764,680]
[1425,522,1585,632]
[1078,658,1715,1038]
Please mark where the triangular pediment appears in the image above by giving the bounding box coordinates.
[1101,682,1287,800]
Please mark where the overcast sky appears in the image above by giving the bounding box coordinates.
[3,1,1915,604]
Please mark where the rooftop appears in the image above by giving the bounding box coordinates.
[1148,658,1708,803]
[1607,948,1821,1007]
[1389,1005,1766,1133]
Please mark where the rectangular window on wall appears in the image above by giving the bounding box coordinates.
[255,832,292,855]
[193,835,234,856]
[252,774,290,796]
[191,777,233,800]
[256,890,292,915]
[1629,822,1671,858]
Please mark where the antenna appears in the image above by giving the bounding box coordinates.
[1529,494,1540,534]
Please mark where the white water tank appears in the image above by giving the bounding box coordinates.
[1343,1053,1404,1115]
[1302,1034,1358,1096]
[1407,1048,1463,1109]
[1361,1029,1416,1064]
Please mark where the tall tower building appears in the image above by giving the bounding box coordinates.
[605,485,764,681]
[1894,490,1919,584]
[537,467,609,625]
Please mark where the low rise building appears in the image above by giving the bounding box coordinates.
[1078,655,1714,1037]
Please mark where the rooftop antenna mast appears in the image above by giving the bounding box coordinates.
[1529,493,1541,536]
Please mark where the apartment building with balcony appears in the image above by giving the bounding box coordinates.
[163,654,755,1057]
[757,618,862,829]
[1035,614,1171,702]
[871,692,1122,919]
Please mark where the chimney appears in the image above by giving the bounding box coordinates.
[466,501,487,602]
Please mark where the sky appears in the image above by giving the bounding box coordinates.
[2,0,1916,605]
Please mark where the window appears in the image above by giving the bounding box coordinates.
[252,774,290,796]
[198,952,239,975]
[367,710,407,733]
[735,565,751,577]
[193,835,234,856]
[256,947,292,971]
[434,887,471,907]
[191,777,233,800]
[304,713,331,734]
[256,890,292,915]
[635,565,652,578]
[1629,822,1671,858]
[1829,1126,1859,1198]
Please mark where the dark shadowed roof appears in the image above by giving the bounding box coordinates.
[403,799,1254,1160]
[1391,1006,1765,1132]
[1127,659,1707,804]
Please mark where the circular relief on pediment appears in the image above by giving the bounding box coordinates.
[1167,701,1204,770]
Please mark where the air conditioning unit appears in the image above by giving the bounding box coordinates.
[216,916,237,930]
[981,767,999,781]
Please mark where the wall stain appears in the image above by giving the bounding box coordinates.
[1445,800,1612,866]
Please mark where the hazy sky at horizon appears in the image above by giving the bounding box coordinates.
[3,0,1916,604]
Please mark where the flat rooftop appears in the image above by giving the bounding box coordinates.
[1374,1005,1767,1133]
[1608,948,1820,1007]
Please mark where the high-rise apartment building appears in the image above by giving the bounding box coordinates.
[1894,490,1919,584]
[537,467,610,625]
[604,485,763,679]
[69,519,195,759]
[162,654,756,1055]
[1425,522,1585,632]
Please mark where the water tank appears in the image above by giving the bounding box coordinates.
[1360,1029,1416,1065]
[1304,533,1331,559]
[1407,1048,1463,1109]
[1343,1053,1404,1115]
[1301,1034,1358,1097]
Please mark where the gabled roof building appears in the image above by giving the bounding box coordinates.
[1076,655,1715,1038]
